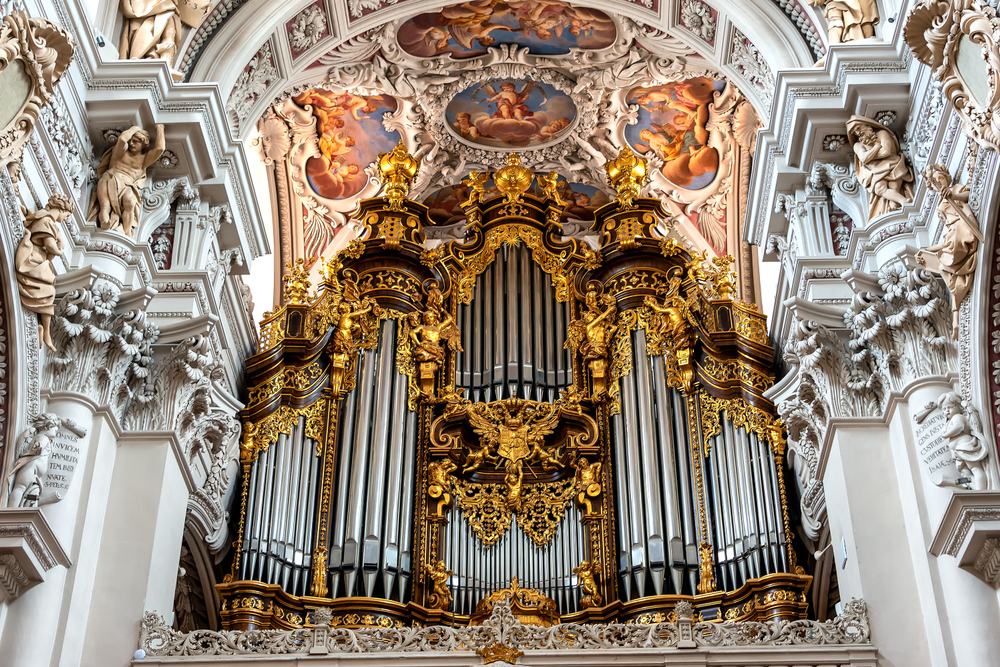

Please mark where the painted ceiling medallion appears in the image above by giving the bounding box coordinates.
[397,0,616,58]
[445,79,577,149]
[625,77,725,190]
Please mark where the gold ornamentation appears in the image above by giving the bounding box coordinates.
[494,153,534,206]
[540,170,566,207]
[660,236,683,256]
[462,171,490,208]
[476,643,525,665]
[427,457,456,515]
[604,146,648,209]
[356,268,423,303]
[451,480,512,548]
[697,541,717,594]
[377,140,420,212]
[242,402,327,464]
[473,576,559,626]
[573,457,602,514]
[282,257,313,305]
[452,477,579,548]
[645,267,700,393]
[574,559,602,608]
[340,239,365,260]
[466,399,562,509]
[732,303,769,345]
[688,252,737,300]
[566,287,618,399]
[408,285,461,399]
[419,246,444,267]
[424,560,453,610]
[699,394,776,450]
[311,546,328,597]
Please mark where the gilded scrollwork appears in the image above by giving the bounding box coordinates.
[408,285,461,399]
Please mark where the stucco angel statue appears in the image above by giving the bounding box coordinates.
[6,413,61,507]
[916,164,983,339]
[807,0,879,44]
[119,0,210,80]
[16,194,70,351]
[915,391,990,490]
[846,115,914,220]
[87,125,165,237]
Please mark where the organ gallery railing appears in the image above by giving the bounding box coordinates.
[219,144,810,630]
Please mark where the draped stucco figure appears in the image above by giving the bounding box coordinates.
[16,194,69,351]
[118,0,208,80]
[87,124,165,237]
[808,0,879,43]
[6,413,61,507]
[916,164,983,339]
[846,115,914,220]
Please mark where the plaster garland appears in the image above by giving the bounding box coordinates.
[287,3,329,55]
[679,0,717,43]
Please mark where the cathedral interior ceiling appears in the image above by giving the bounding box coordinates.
[165,0,821,266]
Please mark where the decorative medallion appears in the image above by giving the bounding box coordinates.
[397,0,616,58]
[625,77,725,189]
[445,79,577,149]
[291,89,400,200]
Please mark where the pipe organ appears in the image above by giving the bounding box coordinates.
[220,146,812,630]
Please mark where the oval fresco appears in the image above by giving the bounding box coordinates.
[624,77,726,190]
[397,0,616,59]
[446,80,576,148]
[292,89,400,200]
[423,173,610,225]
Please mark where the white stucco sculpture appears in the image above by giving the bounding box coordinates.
[16,194,69,351]
[119,0,209,81]
[916,392,990,490]
[808,0,879,44]
[87,124,165,237]
[846,115,914,220]
[6,413,61,507]
[916,164,983,339]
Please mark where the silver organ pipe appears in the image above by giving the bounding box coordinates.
[239,417,319,596]
[442,506,587,616]
[457,245,571,402]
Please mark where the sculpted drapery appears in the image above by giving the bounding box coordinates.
[846,115,914,220]
[118,0,208,80]
[808,0,879,44]
[16,194,70,351]
[87,124,165,238]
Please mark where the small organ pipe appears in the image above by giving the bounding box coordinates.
[633,331,665,596]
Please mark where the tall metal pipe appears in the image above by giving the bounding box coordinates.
[633,331,665,596]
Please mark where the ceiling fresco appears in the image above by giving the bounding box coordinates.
[254,0,762,263]
[445,80,577,148]
[397,1,617,58]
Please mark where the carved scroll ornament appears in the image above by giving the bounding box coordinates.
[905,0,1000,151]
[0,12,74,169]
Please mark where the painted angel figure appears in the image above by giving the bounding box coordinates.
[485,82,535,120]
[87,125,165,237]
[6,413,61,507]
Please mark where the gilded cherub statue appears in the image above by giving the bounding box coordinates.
[916,164,983,339]
[16,194,70,351]
[331,298,376,355]
[540,170,566,207]
[461,171,490,207]
[408,286,461,397]
[427,457,457,514]
[573,560,602,608]
[566,287,618,398]
[6,413,61,507]
[574,457,602,514]
[424,560,453,610]
[88,124,165,237]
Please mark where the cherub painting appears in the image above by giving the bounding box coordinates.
[446,79,576,147]
[625,77,726,190]
[398,0,616,58]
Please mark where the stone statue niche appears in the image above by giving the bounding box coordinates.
[119,0,210,81]
[86,124,165,238]
[846,115,914,220]
[16,194,69,351]
[916,164,983,339]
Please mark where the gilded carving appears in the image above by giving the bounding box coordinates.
[604,146,648,209]
[408,286,461,399]
[424,560,453,610]
[566,287,618,400]
[573,559,602,608]
[645,267,699,393]
[376,140,420,212]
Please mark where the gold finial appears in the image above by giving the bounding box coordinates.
[604,146,648,209]
[494,153,534,206]
[697,541,717,593]
[282,257,313,305]
[376,140,420,212]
